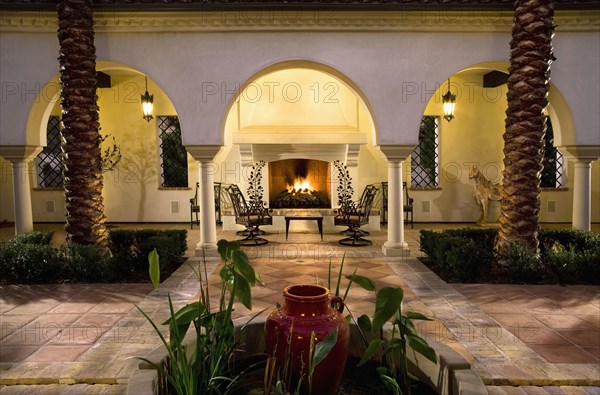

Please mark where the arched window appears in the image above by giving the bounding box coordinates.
[541,117,565,188]
[411,116,439,189]
[158,116,188,188]
[35,116,64,188]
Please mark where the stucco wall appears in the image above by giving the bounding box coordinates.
[1,11,598,224]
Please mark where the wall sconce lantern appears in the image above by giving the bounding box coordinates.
[442,78,456,122]
[141,76,154,122]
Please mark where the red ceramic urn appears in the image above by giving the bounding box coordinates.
[265,284,350,395]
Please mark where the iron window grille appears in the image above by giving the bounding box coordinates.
[158,116,188,188]
[411,116,440,189]
[541,117,565,188]
[35,116,64,188]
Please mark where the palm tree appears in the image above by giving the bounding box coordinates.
[496,0,555,265]
[57,0,109,248]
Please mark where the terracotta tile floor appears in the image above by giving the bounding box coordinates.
[0,222,598,394]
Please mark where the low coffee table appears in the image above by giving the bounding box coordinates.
[284,214,324,241]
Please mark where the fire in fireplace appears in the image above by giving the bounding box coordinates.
[269,159,331,208]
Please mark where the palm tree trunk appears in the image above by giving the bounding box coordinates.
[496,0,555,264]
[57,0,108,248]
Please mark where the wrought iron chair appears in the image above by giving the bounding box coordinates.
[225,184,272,246]
[381,181,388,224]
[190,182,224,229]
[214,182,222,225]
[190,182,200,229]
[403,182,414,229]
[334,184,378,246]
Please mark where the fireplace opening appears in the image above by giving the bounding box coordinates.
[269,159,331,208]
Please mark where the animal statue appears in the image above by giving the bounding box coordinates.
[468,167,502,225]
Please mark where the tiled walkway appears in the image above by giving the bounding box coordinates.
[0,223,598,394]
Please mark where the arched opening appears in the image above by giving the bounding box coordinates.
[19,61,196,223]
[209,62,385,232]
[413,61,577,224]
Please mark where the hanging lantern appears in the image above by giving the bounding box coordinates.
[141,76,154,122]
[442,78,456,122]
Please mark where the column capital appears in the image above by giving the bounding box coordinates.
[0,145,42,163]
[379,145,414,162]
[185,145,222,162]
[560,145,600,162]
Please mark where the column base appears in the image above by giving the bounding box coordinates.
[382,242,410,257]
[195,242,219,259]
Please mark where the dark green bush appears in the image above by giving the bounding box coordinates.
[0,242,62,283]
[504,242,544,283]
[419,227,598,284]
[444,228,498,252]
[108,229,187,276]
[419,230,439,259]
[60,244,118,283]
[12,231,54,245]
[0,228,187,284]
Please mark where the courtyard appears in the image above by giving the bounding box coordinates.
[0,222,598,394]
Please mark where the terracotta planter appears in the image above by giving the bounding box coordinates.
[265,284,350,395]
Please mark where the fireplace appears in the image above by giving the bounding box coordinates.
[269,159,331,208]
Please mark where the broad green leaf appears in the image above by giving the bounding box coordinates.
[357,314,372,332]
[387,337,403,352]
[357,338,383,366]
[327,259,332,290]
[407,334,437,364]
[335,253,345,297]
[148,248,160,290]
[217,239,229,261]
[395,316,418,336]
[405,311,433,321]
[345,274,376,291]
[217,239,240,261]
[220,265,234,285]
[234,273,252,310]
[197,310,229,329]
[232,249,256,285]
[162,301,206,326]
[311,328,338,374]
[372,287,403,332]
[377,372,400,395]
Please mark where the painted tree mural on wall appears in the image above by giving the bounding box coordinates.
[496,0,555,264]
[57,0,109,248]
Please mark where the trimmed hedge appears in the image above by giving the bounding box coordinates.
[109,229,187,275]
[0,229,187,284]
[419,228,600,284]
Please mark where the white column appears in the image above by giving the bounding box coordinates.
[185,145,222,256]
[1,146,42,236]
[560,145,599,232]
[10,160,35,235]
[379,145,414,257]
[382,160,409,256]
[572,159,593,231]
[197,160,218,249]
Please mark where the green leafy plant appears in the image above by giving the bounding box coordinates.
[136,239,259,395]
[357,287,437,395]
[266,328,339,395]
[326,255,436,395]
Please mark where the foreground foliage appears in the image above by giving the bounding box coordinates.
[420,228,600,284]
[138,239,260,395]
[0,229,186,284]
